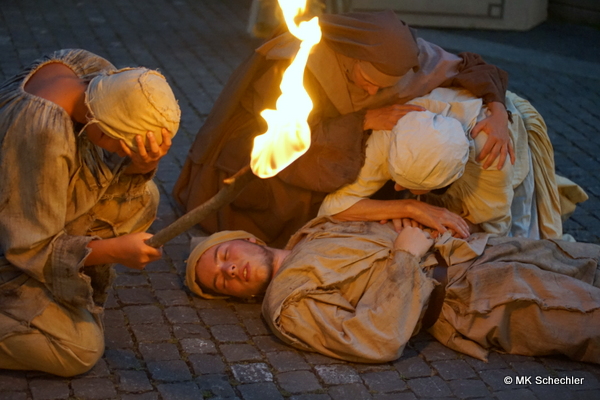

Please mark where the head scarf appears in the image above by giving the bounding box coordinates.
[319,10,420,77]
[388,110,470,190]
[185,231,266,299]
[85,68,181,151]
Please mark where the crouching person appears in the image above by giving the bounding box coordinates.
[186,217,600,364]
[0,49,180,376]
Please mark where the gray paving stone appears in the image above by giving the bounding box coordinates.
[114,273,149,287]
[465,352,509,371]
[314,365,360,385]
[233,302,263,319]
[221,343,263,362]
[253,335,295,352]
[156,289,190,306]
[117,288,156,304]
[180,337,217,354]
[0,392,28,400]
[448,379,492,398]
[406,376,452,397]
[131,323,172,342]
[244,317,272,335]
[416,342,460,362]
[212,324,250,342]
[289,395,332,400]
[164,306,200,324]
[157,382,202,400]
[71,378,118,400]
[139,342,181,362]
[199,308,239,325]
[29,378,70,400]
[432,359,477,380]
[196,374,237,398]
[231,363,273,383]
[361,370,407,393]
[117,370,153,392]
[124,305,164,325]
[528,383,578,400]
[121,393,159,400]
[276,370,322,393]
[328,383,373,400]
[238,382,284,400]
[104,349,142,370]
[494,389,537,400]
[0,373,27,391]
[557,370,600,390]
[147,360,192,382]
[189,354,227,375]
[172,323,211,339]
[267,351,311,372]
[371,393,417,400]
[393,356,433,379]
[148,273,183,290]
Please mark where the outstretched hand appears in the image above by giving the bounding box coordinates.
[471,102,515,170]
[364,104,426,131]
[122,128,172,175]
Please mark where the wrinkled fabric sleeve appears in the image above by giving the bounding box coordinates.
[441,52,508,105]
[424,134,514,235]
[318,131,392,216]
[276,251,434,363]
[0,116,96,308]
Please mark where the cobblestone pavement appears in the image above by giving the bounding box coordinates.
[1,0,600,399]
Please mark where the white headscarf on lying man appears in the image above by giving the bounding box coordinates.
[85,68,181,151]
[388,109,470,191]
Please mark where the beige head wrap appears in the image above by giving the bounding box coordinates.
[388,110,470,190]
[185,231,266,299]
[85,68,181,151]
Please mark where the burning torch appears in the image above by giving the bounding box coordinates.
[146,0,322,247]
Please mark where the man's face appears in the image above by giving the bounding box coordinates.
[351,63,382,96]
[195,239,274,298]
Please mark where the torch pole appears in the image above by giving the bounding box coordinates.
[145,165,256,248]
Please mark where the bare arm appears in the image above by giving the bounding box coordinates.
[334,198,469,238]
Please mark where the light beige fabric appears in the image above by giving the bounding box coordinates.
[0,302,104,377]
[429,236,600,362]
[263,218,600,364]
[186,231,265,299]
[319,88,573,238]
[86,68,181,151]
[263,217,487,363]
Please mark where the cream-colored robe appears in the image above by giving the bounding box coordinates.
[319,88,568,239]
[263,218,600,364]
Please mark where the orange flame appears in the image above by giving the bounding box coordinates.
[250,0,322,178]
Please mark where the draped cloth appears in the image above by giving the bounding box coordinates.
[173,13,509,247]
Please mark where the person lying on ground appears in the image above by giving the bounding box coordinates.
[185,217,600,364]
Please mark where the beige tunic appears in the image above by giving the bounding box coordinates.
[0,49,158,341]
[263,218,600,363]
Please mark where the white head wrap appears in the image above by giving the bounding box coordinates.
[388,110,470,190]
[85,68,180,151]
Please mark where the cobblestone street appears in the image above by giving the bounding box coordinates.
[1,0,599,399]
